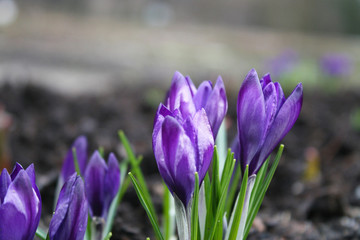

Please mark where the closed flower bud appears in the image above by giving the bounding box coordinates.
[84,151,120,219]
[49,173,88,240]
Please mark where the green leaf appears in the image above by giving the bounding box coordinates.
[243,144,284,239]
[225,162,241,218]
[226,165,248,240]
[129,172,164,240]
[162,183,175,239]
[211,146,221,213]
[118,131,157,219]
[98,146,105,158]
[104,232,112,240]
[103,152,131,238]
[72,147,81,177]
[191,172,200,240]
[208,157,236,240]
[220,149,234,189]
[204,147,220,239]
[35,227,47,240]
[85,214,92,240]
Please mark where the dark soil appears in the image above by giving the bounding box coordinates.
[1,82,360,240]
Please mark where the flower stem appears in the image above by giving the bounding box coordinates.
[91,217,105,240]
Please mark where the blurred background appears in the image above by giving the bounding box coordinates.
[0,0,359,93]
[1,1,360,239]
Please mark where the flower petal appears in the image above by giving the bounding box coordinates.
[185,75,197,97]
[166,71,196,118]
[104,153,120,218]
[237,69,266,173]
[263,82,278,135]
[192,109,214,183]
[0,203,27,239]
[274,82,285,111]
[257,83,303,173]
[204,76,228,137]
[193,80,212,111]
[10,162,23,180]
[0,168,11,203]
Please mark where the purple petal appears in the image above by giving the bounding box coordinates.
[193,81,212,111]
[10,162,23,180]
[0,203,27,239]
[166,71,196,117]
[185,76,197,97]
[67,177,88,240]
[257,83,303,173]
[237,69,266,172]
[260,73,272,89]
[0,168,11,203]
[153,116,176,194]
[84,151,107,218]
[192,109,214,183]
[104,153,120,218]
[274,82,285,111]
[160,116,196,206]
[61,136,88,181]
[204,76,228,137]
[2,170,40,240]
[263,82,278,135]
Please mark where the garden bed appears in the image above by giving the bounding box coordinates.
[0,82,359,239]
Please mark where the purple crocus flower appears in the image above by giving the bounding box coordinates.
[237,69,303,175]
[61,135,88,181]
[153,103,214,206]
[84,151,120,219]
[0,163,41,240]
[320,53,352,77]
[165,71,228,138]
[49,173,88,240]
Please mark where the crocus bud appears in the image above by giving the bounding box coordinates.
[61,135,88,181]
[0,163,41,240]
[84,151,120,219]
[49,173,88,240]
[165,71,228,138]
[237,69,303,175]
[153,104,214,206]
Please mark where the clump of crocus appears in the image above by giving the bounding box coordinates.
[237,69,303,176]
[165,71,227,138]
[61,135,88,181]
[84,151,120,220]
[49,173,88,240]
[0,163,41,240]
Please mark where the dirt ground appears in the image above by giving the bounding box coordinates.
[0,81,360,240]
